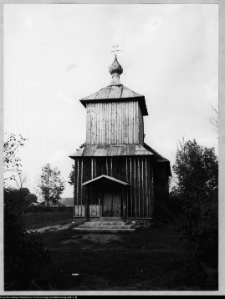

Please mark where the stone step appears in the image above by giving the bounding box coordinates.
[78,225,131,229]
[74,221,135,233]
[81,221,127,227]
[73,228,135,233]
[99,217,123,221]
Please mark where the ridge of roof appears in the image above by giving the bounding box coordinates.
[82,174,129,186]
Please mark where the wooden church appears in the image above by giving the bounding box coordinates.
[69,55,171,221]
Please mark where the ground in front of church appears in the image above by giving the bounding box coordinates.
[38,221,217,291]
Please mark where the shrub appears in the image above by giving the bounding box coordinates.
[168,194,189,218]
[178,189,218,288]
[4,188,51,290]
[171,139,218,289]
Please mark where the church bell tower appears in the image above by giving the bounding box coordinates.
[70,53,171,221]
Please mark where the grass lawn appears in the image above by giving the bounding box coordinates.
[24,210,73,230]
[38,222,218,291]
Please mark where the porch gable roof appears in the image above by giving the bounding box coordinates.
[82,174,129,187]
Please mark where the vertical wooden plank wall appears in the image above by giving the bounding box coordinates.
[138,104,144,145]
[74,156,154,218]
[129,158,133,217]
[73,160,76,217]
[76,159,79,214]
[86,101,144,145]
[154,164,168,211]
[123,156,153,218]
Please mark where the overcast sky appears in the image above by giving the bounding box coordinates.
[4,4,218,198]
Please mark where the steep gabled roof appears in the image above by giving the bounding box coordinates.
[82,174,129,186]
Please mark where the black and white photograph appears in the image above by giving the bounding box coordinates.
[2,1,223,295]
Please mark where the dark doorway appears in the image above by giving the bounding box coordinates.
[102,185,122,217]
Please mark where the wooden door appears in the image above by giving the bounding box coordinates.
[103,185,121,217]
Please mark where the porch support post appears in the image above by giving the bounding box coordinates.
[98,194,101,217]
[86,186,90,222]
[123,187,127,222]
[73,159,76,219]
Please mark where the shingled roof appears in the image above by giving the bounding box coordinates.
[69,144,154,158]
[80,85,148,116]
[81,85,143,100]
[69,143,171,176]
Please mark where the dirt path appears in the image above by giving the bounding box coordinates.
[27,222,74,233]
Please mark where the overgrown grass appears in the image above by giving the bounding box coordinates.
[24,210,73,230]
[39,222,217,291]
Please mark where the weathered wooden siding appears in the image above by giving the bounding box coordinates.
[73,156,154,218]
[86,101,144,145]
[138,103,144,145]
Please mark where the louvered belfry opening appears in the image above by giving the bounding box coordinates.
[69,55,171,221]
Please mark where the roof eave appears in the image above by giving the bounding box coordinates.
[79,96,148,116]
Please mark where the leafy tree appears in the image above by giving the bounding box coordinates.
[11,187,30,198]
[10,187,30,211]
[68,164,75,186]
[9,188,38,211]
[171,139,218,289]
[68,142,86,185]
[9,172,38,212]
[3,136,51,290]
[172,138,218,202]
[37,163,65,207]
[3,133,27,181]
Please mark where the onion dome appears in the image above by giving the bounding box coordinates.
[109,55,123,75]
[108,55,123,86]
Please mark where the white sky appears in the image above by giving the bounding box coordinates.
[4,4,218,198]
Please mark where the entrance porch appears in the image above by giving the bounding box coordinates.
[75,175,129,222]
